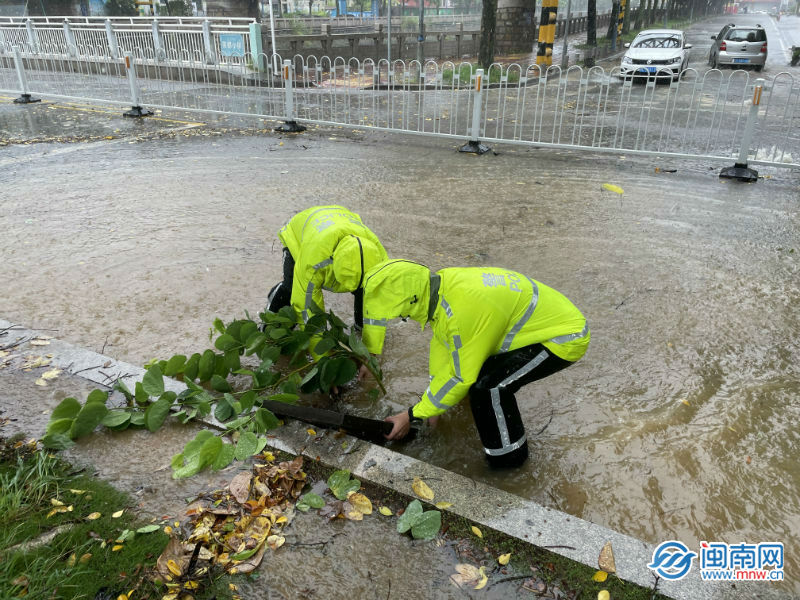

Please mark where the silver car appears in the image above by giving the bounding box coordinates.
[709,23,768,70]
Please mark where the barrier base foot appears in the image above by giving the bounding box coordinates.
[275,121,306,133]
[719,163,758,182]
[14,93,41,104]
[459,140,490,155]
[123,106,152,118]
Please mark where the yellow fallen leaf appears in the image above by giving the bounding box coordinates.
[306,428,316,436]
[69,489,86,495]
[474,566,488,590]
[498,553,511,565]
[183,581,200,590]
[173,521,180,527]
[262,451,275,461]
[378,506,392,516]
[728,426,737,433]
[163,526,173,534]
[79,553,92,563]
[592,570,608,582]
[112,544,124,552]
[166,559,182,576]
[112,510,124,518]
[42,368,62,380]
[602,183,624,194]
[267,534,285,549]
[116,595,128,600]
[435,501,453,509]
[67,553,77,567]
[681,400,690,406]
[35,378,48,386]
[86,512,102,520]
[348,493,373,515]
[30,339,51,346]
[161,594,179,600]
[471,526,483,539]
[412,477,435,501]
[598,591,610,600]
[51,498,64,506]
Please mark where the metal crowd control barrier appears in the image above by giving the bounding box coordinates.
[1,44,798,174]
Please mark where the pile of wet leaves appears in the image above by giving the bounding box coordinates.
[155,452,306,596]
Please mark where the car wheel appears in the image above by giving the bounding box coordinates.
[754,65,763,72]
[714,56,721,69]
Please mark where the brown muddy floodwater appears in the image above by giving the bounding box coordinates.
[1,121,798,592]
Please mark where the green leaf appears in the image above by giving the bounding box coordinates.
[224,349,241,372]
[300,366,319,387]
[183,430,215,461]
[255,436,268,455]
[51,397,81,421]
[367,388,380,401]
[348,331,370,359]
[254,408,280,432]
[302,493,326,509]
[102,410,131,428]
[268,328,287,340]
[238,321,258,345]
[69,402,108,439]
[197,350,215,382]
[255,368,279,388]
[164,354,187,377]
[113,380,133,401]
[46,418,73,435]
[328,469,360,500]
[313,336,337,356]
[173,436,222,479]
[234,431,259,461]
[142,365,165,397]
[136,524,161,534]
[267,393,298,404]
[214,355,230,377]
[213,318,226,334]
[239,390,257,412]
[212,442,236,471]
[397,500,424,534]
[134,382,149,406]
[296,501,310,512]
[245,332,267,356]
[258,346,281,363]
[210,374,232,393]
[214,334,239,352]
[331,358,358,387]
[129,412,145,427]
[87,389,109,405]
[183,353,201,382]
[231,547,259,561]
[411,510,442,540]
[214,396,234,423]
[144,395,173,432]
[319,358,337,392]
[42,433,75,450]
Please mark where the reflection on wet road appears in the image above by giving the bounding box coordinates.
[1,99,798,593]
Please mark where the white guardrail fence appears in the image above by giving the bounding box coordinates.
[0,17,798,169]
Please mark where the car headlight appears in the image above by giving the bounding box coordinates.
[622,56,633,64]
[670,56,682,63]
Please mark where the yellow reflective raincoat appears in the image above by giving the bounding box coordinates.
[278,205,388,325]
[362,261,590,419]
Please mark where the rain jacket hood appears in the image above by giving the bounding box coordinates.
[332,235,384,293]
[361,260,431,354]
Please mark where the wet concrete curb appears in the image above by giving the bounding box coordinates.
[1,319,748,600]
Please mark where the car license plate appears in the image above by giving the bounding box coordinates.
[734,58,749,63]
[637,67,658,74]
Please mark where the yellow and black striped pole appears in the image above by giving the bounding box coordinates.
[536,0,558,67]
[617,0,626,37]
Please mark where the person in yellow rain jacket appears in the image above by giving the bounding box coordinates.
[361,260,590,468]
[266,206,388,331]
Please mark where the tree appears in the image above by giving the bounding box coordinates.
[586,0,596,67]
[606,0,618,39]
[478,0,497,69]
[633,0,644,29]
[166,0,192,15]
[105,0,138,16]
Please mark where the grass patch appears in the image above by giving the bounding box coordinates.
[0,434,233,600]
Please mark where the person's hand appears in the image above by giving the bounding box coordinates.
[358,364,371,381]
[384,410,411,440]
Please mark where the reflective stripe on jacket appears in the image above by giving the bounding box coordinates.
[278,205,387,325]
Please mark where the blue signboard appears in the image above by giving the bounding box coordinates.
[220,34,245,57]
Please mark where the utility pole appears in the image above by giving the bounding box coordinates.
[417,0,425,65]
[560,0,572,69]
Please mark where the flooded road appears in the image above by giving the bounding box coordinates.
[1,101,798,593]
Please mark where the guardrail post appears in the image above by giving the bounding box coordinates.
[25,19,39,53]
[105,19,120,58]
[275,59,306,133]
[63,20,78,57]
[202,20,216,64]
[12,46,40,104]
[151,19,165,60]
[459,68,490,154]
[122,53,152,118]
[249,21,265,72]
[720,78,764,183]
